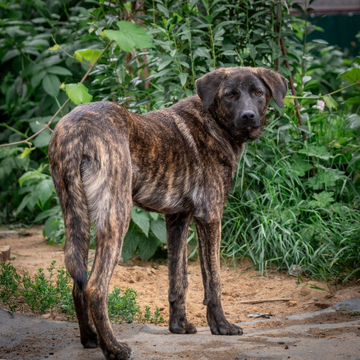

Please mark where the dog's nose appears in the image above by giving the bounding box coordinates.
[241,110,256,121]
[237,110,260,128]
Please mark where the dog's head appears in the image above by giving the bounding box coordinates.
[195,67,288,141]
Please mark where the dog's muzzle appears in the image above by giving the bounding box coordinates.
[236,110,261,129]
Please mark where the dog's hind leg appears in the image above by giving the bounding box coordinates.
[49,137,98,348]
[165,212,197,334]
[82,149,133,360]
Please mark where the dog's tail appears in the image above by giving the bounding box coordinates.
[48,115,91,289]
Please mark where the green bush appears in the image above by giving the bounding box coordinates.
[0,0,359,279]
[0,261,163,324]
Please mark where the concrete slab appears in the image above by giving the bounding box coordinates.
[0,298,359,360]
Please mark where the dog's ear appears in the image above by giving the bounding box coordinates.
[256,68,288,108]
[196,70,227,110]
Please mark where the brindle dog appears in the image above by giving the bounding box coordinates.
[48,67,287,360]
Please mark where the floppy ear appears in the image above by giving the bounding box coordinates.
[195,70,227,110]
[256,68,288,107]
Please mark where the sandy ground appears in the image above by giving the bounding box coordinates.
[1,225,360,328]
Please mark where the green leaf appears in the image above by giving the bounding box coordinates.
[44,216,56,238]
[323,95,338,110]
[150,219,167,243]
[347,114,360,132]
[193,47,211,59]
[338,67,360,83]
[35,179,54,207]
[158,59,172,71]
[74,49,102,65]
[42,74,61,97]
[47,66,72,76]
[307,169,345,190]
[31,70,46,88]
[19,147,35,159]
[33,130,52,148]
[309,191,335,209]
[34,205,61,222]
[290,156,313,177]
[1,49,20,63]
[27,192,39,212]
[179,73,188,87]
[156,4,169,17]
[149,212,159,221]
[64,83,93,105]
[16,193,31,215]
[105,21,152,52]
[131,207,150,236]
[122,231,141,262]
[138,236,159,261]
[283,95,294,107]
[298,145,332,160]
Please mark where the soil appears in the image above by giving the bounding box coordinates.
[1,225,360,329]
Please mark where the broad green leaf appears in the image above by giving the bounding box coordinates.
[338,67,360,83]
[42,74,61,97]
[27,192,39,212]
[131,207,150,236]
[36,178,54,206]
[44,216,56,238]
[16,193,31,215]
[149,212,159,221]
[35,205,61,222]
[1,49,20,63]
[323,95,338,110]
[105,21,152,52]
[179,73,188,87]
[158,59,172,71]
[298,145,332,160]
[47,66,72,76]
[74,49,102,65]
[29,116,52,133]
[33,130,52,148]
[64,83,93,105]
[31,70,46,88]
[138,236,159,261]
[20,147,35,159]
[157,4,169,17]
[283,95,294,107]
[193,47,211,59]
[150,218,167,243]
[122,231,141,262]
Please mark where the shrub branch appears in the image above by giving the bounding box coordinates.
[0,40,114,149]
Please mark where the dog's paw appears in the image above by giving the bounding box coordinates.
[81,330,99,348]
[210,322,243,336]
[103,342,133,360]
[169,320,197,334]
[207,308,243,336]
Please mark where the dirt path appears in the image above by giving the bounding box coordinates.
[1,225,360,328]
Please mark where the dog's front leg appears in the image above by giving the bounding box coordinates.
[195,218,243,335]
[165,212,197,334]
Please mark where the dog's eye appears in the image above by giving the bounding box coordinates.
[226,93,234,98]
[254,91,263,97]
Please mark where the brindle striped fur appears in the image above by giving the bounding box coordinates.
[48,67,287,360]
